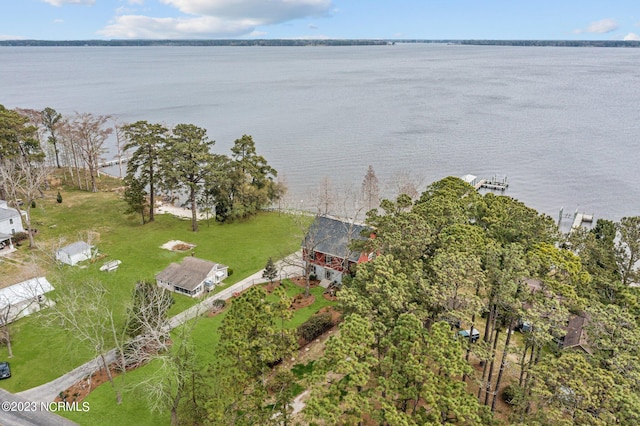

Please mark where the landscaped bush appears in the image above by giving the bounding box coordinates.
[210,299,226,313]
[12,232,28,243]
[227,268,233,276]
[297,312,333,343]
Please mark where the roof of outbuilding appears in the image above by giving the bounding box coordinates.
[0,277,54,308]
[58,241,93,256]
[156,257,221,291]
[303,215,371,262]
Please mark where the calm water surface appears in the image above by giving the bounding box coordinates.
[1,44,639,222]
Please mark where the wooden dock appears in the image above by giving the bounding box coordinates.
[98,157,131,168]
[473,175,509,191]
[558,207,594,232]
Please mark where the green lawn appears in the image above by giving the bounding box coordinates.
[0,188,306,393]
[62,281,336,425]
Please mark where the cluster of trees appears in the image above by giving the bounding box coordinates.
[0,105,51,247]
[122,121,283,231]
[131,176,640,425]
[302,177,640,425]
[0,104,121,246]
[1,105,283,240]
[8,105,114,193]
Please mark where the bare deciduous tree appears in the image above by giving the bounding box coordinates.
[137,321,200,426]
[70,112,112,192]
[0,154,51,247]
[385,169,426,201]
[123,281,174,368]
[43,281,127,404]
[315,176,335,216]
[361,165,380,212]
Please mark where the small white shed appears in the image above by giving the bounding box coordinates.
[56,241,94,266]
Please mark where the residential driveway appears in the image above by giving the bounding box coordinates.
[16,252,304,404]
[0,388,79,426]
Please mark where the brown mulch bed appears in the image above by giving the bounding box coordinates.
[55,366,122,403]
[172,243,194,251]
[290,276,321,289]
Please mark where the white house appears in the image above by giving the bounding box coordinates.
[56,241,94,266]
[0,200,24,236]
[156,256,228,297]
[0,277,55,325]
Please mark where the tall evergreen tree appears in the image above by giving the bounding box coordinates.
[123,121,168,222]
[163,124,215,232]
[41,107,62,168]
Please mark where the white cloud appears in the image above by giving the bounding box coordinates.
[308,24,318,30]
[98,14,260,39]
[128,0,145,4]
[100,0,333,39]
[161,0,331,23]
[42,0,95,6]
[53,19,64,24]
[624,32,640,41]
[574,18,618,34]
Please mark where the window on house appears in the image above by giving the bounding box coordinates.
[325,269,332,280]
[325,254,332,265]
[9,219,13,224]
[309,251,315,261]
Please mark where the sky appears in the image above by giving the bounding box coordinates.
[1,0,639,41]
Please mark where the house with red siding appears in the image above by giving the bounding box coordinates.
[302,215,374,284]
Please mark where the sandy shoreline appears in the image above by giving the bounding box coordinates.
[156,203,209,220]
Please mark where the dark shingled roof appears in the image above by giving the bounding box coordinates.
[156,257,218,291]
[563,315,592,355]
[303,216,370,262]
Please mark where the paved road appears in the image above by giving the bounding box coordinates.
[17,253,303,404]
[0,389,79,426]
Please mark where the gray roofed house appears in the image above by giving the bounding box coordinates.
[55,241,94,266]
[156,256,228,297]
[302,215,373,284]
[0,200,24,239]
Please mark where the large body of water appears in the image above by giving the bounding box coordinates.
[1,44,639,223]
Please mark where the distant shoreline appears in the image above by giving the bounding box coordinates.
[1,39,639,48]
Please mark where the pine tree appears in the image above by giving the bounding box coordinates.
[262,257,278,284]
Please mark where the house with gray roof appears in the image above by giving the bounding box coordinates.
[302,215,374,284]
[0,200,24,253]
[55,241,94,266]
[156,256,228,297]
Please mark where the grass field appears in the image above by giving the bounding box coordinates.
[0,185,308,393]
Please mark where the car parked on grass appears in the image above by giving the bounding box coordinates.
[458,328,480,343]
[0,362,10,379]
